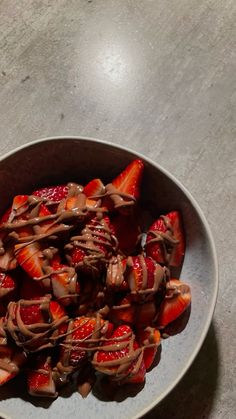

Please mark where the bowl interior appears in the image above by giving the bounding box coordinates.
[0,138,217,419]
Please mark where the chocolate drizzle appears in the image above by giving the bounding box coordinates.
[66,215,118,272]
[4,296,68,352]
[146,215,179,264]
[92,330,143,381]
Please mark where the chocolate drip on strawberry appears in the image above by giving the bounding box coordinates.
[66,214,118,274]
[4,296,68,352]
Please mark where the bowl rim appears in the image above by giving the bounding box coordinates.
[0,136,218,419]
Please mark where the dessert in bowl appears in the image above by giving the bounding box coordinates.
[0,137,218,419]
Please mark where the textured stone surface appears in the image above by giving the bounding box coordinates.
[0,1,235,418]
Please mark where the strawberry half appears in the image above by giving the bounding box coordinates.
[0,272,17,299]
[59,316,113,371]
[0,345,27,386]
[15,241,45,279]
[32,184,68,202]
[137,327,161,370]
[67,215,117,274]
[104,159,144,211]
[93,325,146,383]
[27,355,57,397]
[5,296,68,352]
[126,255,166,300]
[109,295,135,325]
[146,211,185,267]
[157,279,191,328]
[83,178,105,208]
[112,159,144,200]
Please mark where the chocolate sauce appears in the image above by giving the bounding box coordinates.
[145,215,179,264]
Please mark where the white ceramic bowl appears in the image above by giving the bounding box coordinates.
[0,137,218,419]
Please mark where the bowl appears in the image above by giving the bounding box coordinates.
[0,136,218,419]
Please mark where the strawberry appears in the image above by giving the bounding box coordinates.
[9,195,29,221]
[112,160,144,200]
[0,272,17,299]
[125,358,146,384]
[109,295,135,325]
[83,178,105,209]
[111,212,141,255]
[0,345,27,386]
[92,325,146,383]
[146,211,185,267]
[59,316,113,370]
[137,327,161,370]
[157,279,191,328]
[15,241,45,279]
[32,184,68,202]
[5,296,68,352]
[84,178,105,197]
[67,215,117,274]
[50,255,79,306]
[104,159,144,211]
[126,255,166,300]
[27,355,57,397]
[110,294,158,328]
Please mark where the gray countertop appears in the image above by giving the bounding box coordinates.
[0,1,235,418]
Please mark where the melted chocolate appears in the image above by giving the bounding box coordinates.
[4,296,68,352]
[145,215,179,264]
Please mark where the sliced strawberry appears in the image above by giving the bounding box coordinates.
[0,345,27,386]
[27,355,57,397]
[83,178,105,197]
[84,178,105,208]
[112,159,144,200]
[157,279,191,328]
[67,215,117,273]
[19,300,45,325]
[109,295,135,325]
[59,316,113,371]
[32,184,68,202]
[48,300,68,322]
[137,327,161,370]
[0,272,17,299]
[126,255,166,300]
[104,159,144,211]
[93,325,146,383]
[15,241,45,279]
[9,195,29,221]
[50,255,79,306]
[111,212,141,255]
[146,211,185,267]
[5,296,68,352]
[125,357,146,384]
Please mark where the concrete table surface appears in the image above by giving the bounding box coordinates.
[0,0,235,418]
